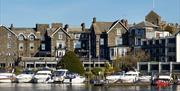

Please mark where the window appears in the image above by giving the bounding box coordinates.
[7,42,11,49]
[168,38,175,43]
[18,34,25,41]
[19,43,24,50]
[74,41,81,48]
[58,32,63,39]
[143,41,147,46]
[100,38,104,45]
[41,44,45,50]
[82,43,86,48]
[111,49,114,56]
[7,33,12,38]
[116,37,122,45]
[29,35,35,41]
[30,43,34,50]
[116,28,121,35]
[75,34,80,39]
[56,42,64,49]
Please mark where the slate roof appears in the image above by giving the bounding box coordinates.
[132,21,158,28]
[92,20,128,34]
[12,27,41,39]
[146,10,161,18]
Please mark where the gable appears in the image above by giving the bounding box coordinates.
[50,27,71,38]
[146,11,160,19]
[0,25,17,37]
[107,20,128,34]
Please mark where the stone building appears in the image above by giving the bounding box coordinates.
[0,25,18,67]
[90,18,130,61]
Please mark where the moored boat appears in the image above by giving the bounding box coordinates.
[120,71,139,83]
[106,71,125,83]
[151,74,173,87]
[63,72,85,84]
[16,70,34,83]
[33,69,52,83]
[0,72,16,83]
[52,69,68,83]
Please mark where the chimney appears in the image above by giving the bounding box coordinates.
[125,20,128,28]
[51,23,63,29]
[121,19,128,27]
[81,23,85,31]
[10,24,13,30]
[64,24,69,31]
[36,24,49,32]
[93,17,96,23]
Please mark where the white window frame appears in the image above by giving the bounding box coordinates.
[30,43,34,50]
[116,28,122,35]
[18,35,24,41]
[100,38,104,45]
[19,43,24,50]
[7,42,11,49]
[58,32,63,39]
[116,37,122,45]
[7,33,12,38]
[29,35,35,41]
[75,34,80,39]
[41,44,45,50]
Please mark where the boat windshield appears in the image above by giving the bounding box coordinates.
[53,71,65,76]
[125,74,137,76]
[22,70,33,74]
[36,73,50,75]
[112,72,123,76]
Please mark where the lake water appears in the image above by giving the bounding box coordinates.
[0,83,180,91]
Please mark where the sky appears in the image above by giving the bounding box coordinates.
[0,0,180,27]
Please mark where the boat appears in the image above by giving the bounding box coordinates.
[33,69,52,83]
[0,70,16,83]
[138,74,151,83]
[52,69,85,84]
[151,74,173,87]
[106,71,125,83]
[63,72,85,84]
[16,70,34,83]
[52,69,68,83]
[120,71,139,83]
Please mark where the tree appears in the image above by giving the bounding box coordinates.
[56,51,85,75]
[164,25,176,34]
[113,49,150,71]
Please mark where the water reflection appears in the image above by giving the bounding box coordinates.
[0,83,180,91]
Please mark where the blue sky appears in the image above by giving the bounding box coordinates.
[0,0,180,27]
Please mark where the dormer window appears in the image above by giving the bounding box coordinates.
[75,34,80,39]
[29,35,35,41]
[18,34,25,41]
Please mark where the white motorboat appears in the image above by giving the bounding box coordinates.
[63,72,85,84]
[52,69,85,84]
[138,75,151,82]
[120,71,139,83]
[52,69,68,83]
[16,70,34,83]
[33,69,52,83]
[0,73,16,83]
[106,71,125,83]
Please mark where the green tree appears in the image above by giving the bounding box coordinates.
[113,49,150,71]
[56,51,85,75]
